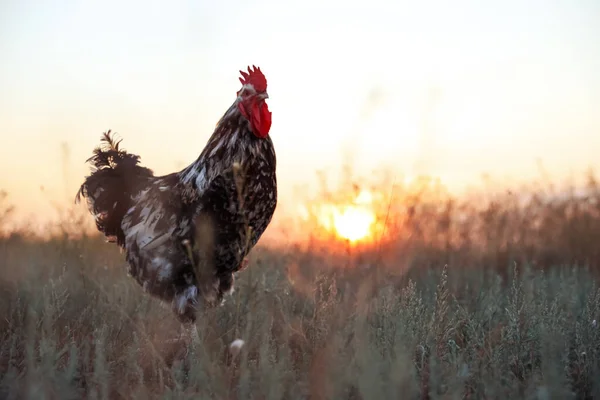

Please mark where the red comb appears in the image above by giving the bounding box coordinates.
[239,65,267,92]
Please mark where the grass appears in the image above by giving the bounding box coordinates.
[2,173,600,399]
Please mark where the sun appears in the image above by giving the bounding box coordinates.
[332,205,376,242]
[307,189,378,243]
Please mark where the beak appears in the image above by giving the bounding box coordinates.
[259,92,269,100]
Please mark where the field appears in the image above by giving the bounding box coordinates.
[1,174,600,400]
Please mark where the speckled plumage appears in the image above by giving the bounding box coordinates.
[76,68,277,323]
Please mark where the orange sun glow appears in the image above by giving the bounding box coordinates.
[310,190,378,243]
[332,205,376,242]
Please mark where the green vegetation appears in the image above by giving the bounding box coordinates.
[1,174,600,399]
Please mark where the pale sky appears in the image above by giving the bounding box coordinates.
[1,0,599,227]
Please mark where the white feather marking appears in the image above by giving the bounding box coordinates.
[228,130,239,149]
[210,140,223,157]
[157,262,173,280]
[175,286,198,315]
[181,166,198,185]
[194,167,208,191]
[139,205,153,220]
[136,188,150,201]
[239,83,256,95]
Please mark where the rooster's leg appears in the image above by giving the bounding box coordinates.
[217,273,234,300]
[165,322,200,371]
[216,257,250,302]
[180,322,200,344]
[172,285,199,322]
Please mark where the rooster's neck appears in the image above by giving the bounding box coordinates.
[177,102,272,195]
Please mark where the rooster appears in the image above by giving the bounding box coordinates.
[76,66,276,324]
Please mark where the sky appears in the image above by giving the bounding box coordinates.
[0,0,599,228]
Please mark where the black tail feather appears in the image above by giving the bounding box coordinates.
[76,130,154,245]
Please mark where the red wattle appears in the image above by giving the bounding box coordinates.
[252,102,272,138]
[239,100,271,138]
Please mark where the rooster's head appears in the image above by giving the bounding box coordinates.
[236,65,272,139]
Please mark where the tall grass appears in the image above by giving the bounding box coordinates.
[299,170,600,274]
[1,173,600,399]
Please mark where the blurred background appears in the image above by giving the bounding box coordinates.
[1,0,599,244]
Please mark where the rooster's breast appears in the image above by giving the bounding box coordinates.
[194,142,277,276]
